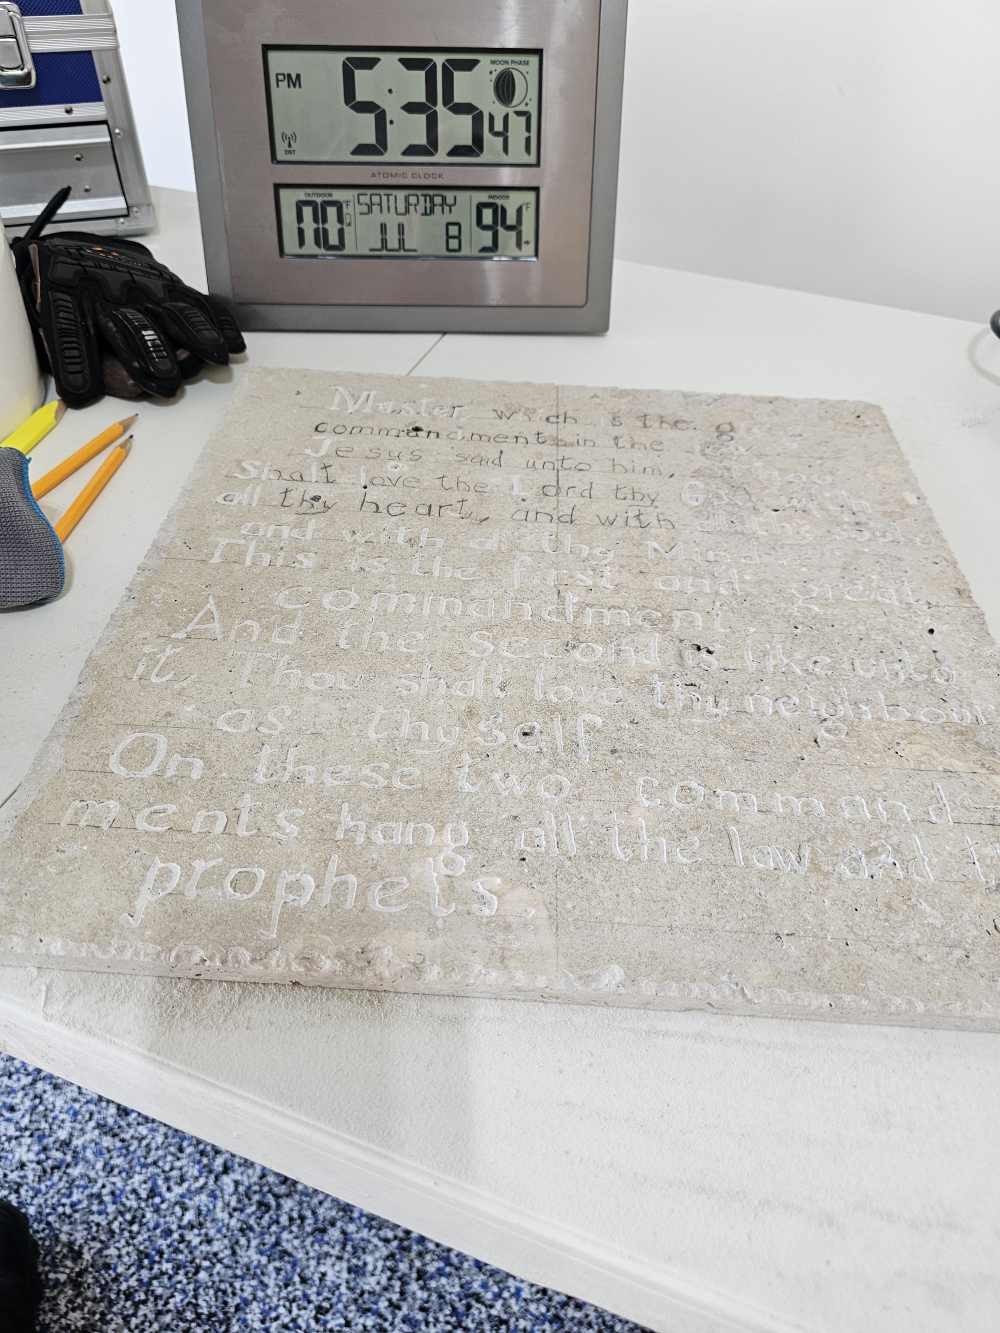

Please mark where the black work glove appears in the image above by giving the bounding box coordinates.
[14,188,245,409]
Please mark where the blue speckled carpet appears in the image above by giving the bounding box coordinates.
[0,1055,645,1333]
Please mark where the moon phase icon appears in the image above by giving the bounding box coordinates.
[493,67,529,108]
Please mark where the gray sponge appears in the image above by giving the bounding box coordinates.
[0,446,64,610]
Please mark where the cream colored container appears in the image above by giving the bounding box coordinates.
[0,229,44,441]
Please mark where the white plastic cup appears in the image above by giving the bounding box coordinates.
[0,228,44,440]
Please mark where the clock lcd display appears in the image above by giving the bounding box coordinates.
[266,47,541,165]
[276,186,539,261]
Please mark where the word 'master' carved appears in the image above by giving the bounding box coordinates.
[3,370,999,1028]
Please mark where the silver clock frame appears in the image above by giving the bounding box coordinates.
[176,0,628,334]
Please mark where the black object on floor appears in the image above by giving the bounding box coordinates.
[0,1199,43,1333]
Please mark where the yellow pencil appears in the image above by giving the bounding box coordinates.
[1,401,65,455]
[54,439,132,543]
[32,413,138,500]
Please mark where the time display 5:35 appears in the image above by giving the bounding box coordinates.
[266,47,541,166]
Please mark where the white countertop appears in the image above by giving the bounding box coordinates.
[2,187,999,1333]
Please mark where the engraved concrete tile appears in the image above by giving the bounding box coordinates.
[2,368,1000,1028]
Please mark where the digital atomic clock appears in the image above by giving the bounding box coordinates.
[176,1,628,333]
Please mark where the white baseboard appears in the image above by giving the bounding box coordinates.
[0,998,804,1333]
